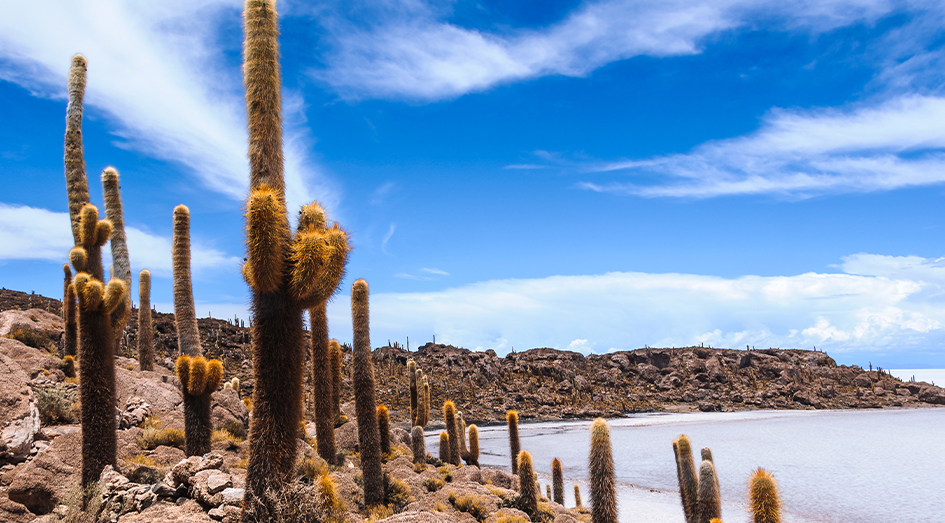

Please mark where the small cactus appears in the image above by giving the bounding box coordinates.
[467,424,480,467]
[574,484,583,508]
[749,468,781,523]
[443,401,460,465]
[351,279,383,507]
[411,426,426,465]
[507,410,520,475]
[407,359,418,426]
[176,355,223,456]
[546,484,552,500]
[61,355,76,379]
[310,303,336,462]
[457,412,469,462]
[377,405,391,456]
[552,457,564,505]
[698,460,721,523]
[517,451,539,517]
[589,418,617,523]
[137,269,153,371]
[62,266,77,358]
[439,432,450,463]
[329,339,342,418]
[673,435,699,523]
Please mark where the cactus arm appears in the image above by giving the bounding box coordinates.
[101,167,132,338]
[172,205,203,357]
[138,270,154,371]
[310,303,336,462]
[64,54,89,247]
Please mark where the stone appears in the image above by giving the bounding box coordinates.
[6,431,81,514]
[114,365,183,416]
[168,453,225,487]
[118,499,214,522]
[211,387,248,429]
[0,495,34,523]
[0,309,63,353]
[220,487,244,505]
[0,353,40,463]
[119,397,153,430]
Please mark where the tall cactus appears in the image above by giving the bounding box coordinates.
[411,426,426,465]
[407,359,418,426]
[457,412,469,462]
[64,54,89,247]
[507,410,520,475]
[101,167,131,342]
[439,432,450,463]
[552,457,564,505]
[443,400,460,465]
[137,269,153,371]
[589,418,617,523]
[176,355,224,456]
[574,484,583,508]
[62,265,77,357]
[71,205,126,488]
[240,0,348,516]
[310,303,336,462]
[517,451,539,517]
[173,205,201,357]
[351,279,383,506]
[749,468,781,523]
[674,435,699,523]
[698,460,721,523]
[467,424,480,467]
[329,339,343,418]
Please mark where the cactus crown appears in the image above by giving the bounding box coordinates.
[175,355,223,396]
[750,468,781,523]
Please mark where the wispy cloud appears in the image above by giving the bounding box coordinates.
[381,223,396,255]
[0,1,336,214]
[371,181,398,205]
[325,256,945,363]
[312,0,914,100]
[394,267,450,280]
[421,267,449,276]
[0,204,238,275]
[579,95,945,198]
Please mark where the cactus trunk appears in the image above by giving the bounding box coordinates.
[698,460,722,523]
[64,54,89,247]
[310,303,336,462]
[378,404,391,456]
[575,484,583,508]
[137,270,153,371]
[408,359,418,426]
[101,167,131,343]
[467,424,480,467]
[439,432,450,463]
[507,410,520,475]
[674,435,699,523]
[411,426,426,465]
[443,401,460,465]
[517,451,539,517]
[330,339,342,418]
[552,457,564,505]
[351,279,383,506]
[183,391,212,456]
[63,267,77,358]
[749,468,781,523]
[589,418,617,523]
[172,205,201,357]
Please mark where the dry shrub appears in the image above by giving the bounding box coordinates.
[36,383,76,425]
[137,427,185,451]
[423,476,445,492]
[437,465,453,482]
[298,456,329,484]
[384,473,413,510]
[6,328,49,350]
[496,516,530,523]
[447,491,489,522]
[212,429,243,450]
[364,505,395,523]
[125,454,157,467]
[221,419,247,440]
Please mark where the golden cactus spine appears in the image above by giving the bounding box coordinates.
[101,167,131,341]
[507,410,520,475]
[411,426,426,465]
[698,460,721,523]
[310,303,336,462]
[749,468,781,523]
[240,0,349,515]
[378,404,391,456]
[674,435,699,523]
[467,424,480,467]
[172,205,201,357]
[71,204,126,488]
[457,412,469,462]
[552,457,564,505]
[176,355,223,456]
[137,269,153,371]
[329,339,343,418]
[574,484,582,508]
[351,279,383,506]
[64,54,89,246]
[439,432,450,463]
[63,265,77,357]
[407,359,417,425]
[517,451,539,517]
[589,418,617,523]
[61,355,76,379]
[443,400,460,465]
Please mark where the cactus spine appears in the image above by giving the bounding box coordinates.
[439,432,450,463]
[574,484,583,508]
[467,424,480,467]
[411,426,426,465]
[101,167,131,342]
[176,355,223,456]
[749,468,781,523]
[507,410,520,475]
[378,404,391,456]
[552,457,564,505]
[137,269,153,371]
[674,435,699,523]
[63,265,77,357]
[517,451,539,517]
[329,339,342,418]
[72,205,126,488]
[64,54,89,246]
[240,0,349,516]
[589,418,617,523]
[698,460,722,523]
[443,400,460,465]
[408,359,418,425]
[351,279,383,506]
[310,303,335,462]
[172,205,201,357]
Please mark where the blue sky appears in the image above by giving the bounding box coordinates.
[2,0,945,368]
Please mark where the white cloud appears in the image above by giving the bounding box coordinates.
[580,95,945,198]
[420,267,449,276]
[325,259,945,358]
[0,204,238,275]
[381,223,396,255]
[0,0,336,213]
[312,0,913,100]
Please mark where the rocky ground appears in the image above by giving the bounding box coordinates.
[0,288,942,522]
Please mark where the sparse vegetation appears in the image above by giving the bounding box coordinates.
[35,383,77,425]
[448,491,489,521]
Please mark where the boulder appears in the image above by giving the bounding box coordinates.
[0,353,40,463]
[118,499,214,522]
[168,453,225,488]
[0,309,63,352]
[6,431,81,514]
[211,387,248,429]
[0,495,33,523]
[0,338,61,381]
[119,397,153,430]
[918,386,945,405]
[377,511,456,522]
[115,365,183,415]
[335,418,359,452]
